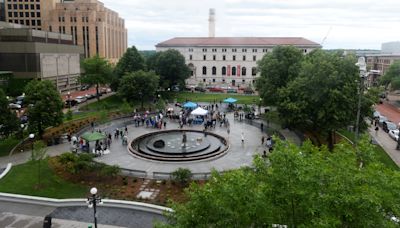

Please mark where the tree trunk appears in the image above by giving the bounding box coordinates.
[327,130,334,151]
[96,83,100,102]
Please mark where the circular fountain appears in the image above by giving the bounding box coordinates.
[129,130,229,162]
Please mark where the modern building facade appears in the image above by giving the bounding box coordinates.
[3,0,127,63]
[365,54,400,87]
[0,25,84,92]
[0,0,5,22]
[156,37,321,87]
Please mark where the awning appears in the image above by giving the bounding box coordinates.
[191,107,208,116]
[223,97,238,103]
[183,101,198,109]
[80,132,106,142]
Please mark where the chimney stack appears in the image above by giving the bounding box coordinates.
[208,8,215,37]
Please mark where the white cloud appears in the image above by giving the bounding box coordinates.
[100,0,400,50]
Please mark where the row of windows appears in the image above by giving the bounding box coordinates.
[8,11,40,17]
[8,18,40,26]
[7,0,40,2]
[193,48,263,53]
[202,66,257,76]
[190,54,257,61]
[59,16,89,23]
[202,78,255,84]
[7,3,40,10]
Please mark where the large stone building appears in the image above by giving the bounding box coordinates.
[2,0,127,63]
[0,23,84,92]
[156,37,321,87]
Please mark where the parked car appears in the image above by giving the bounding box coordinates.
[209,87,224,93]
[65,99,78,108]
[373,111,381,118]
[75,96,87,104]
[85,94,96,100]
[389,129,399,141]
[195,87,206,92]
[227,88,237,93]
[383,121,397,133]
[378,116,388,126]
[9,103,21,109]
[80,85,90,91]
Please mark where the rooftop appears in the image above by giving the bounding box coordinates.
[156,37,321,47]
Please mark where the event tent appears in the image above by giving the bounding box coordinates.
[183,101,198,109]
[223,97,238,103]
[191,107,208,116]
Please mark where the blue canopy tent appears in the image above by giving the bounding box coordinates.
[223,97,238,103]
[183,101,198,109]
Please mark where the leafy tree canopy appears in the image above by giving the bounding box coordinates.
[112,46,146,90]
[256,45,304,105]
[118,70,159,108]
[0,88,19,137]
[159,136,400,228]
[149,49,190,89]
[24,80,63,138]
[80,55,113,100]
[380,60,400,90]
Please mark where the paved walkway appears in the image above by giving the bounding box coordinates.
[368,125,400,167]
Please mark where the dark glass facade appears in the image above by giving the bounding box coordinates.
[0,0,5,22]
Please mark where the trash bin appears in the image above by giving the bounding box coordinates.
[43,215,52,228]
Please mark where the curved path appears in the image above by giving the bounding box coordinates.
[94,112,266,177]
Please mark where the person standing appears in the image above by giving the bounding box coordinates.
[261,122,264,132]
[261,136,265,145]
[241,131,244,144]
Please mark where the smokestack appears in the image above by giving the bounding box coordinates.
[208,8,215,37]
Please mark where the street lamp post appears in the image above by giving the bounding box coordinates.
[87,187,102,228]
[67,92,71,110]
[259,98,262,113]
[355,57,367,144]
[20,124,24,139]
[29,133,35,159]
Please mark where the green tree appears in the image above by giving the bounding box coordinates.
[151,49,190,89]
[158,137,400,227]
[31,140,47,188]
[380,60,400,90]
[118,70,159,109]
[80,55,113,101]
[0,89,19,137]
[277,50,363,148]
[25,80,63,138]
[256,46,304,105]
[112,46,146,90]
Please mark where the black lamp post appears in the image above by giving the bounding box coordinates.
[87,187,102,228]
[67,92,71,110]
[20,124,24,139]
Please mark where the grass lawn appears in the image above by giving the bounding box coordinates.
[337,129,399,170]
[168,92,259,105]
[0,136,20,157]
[0,159,87,198]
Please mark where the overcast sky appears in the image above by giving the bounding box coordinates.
[101,0,400,51]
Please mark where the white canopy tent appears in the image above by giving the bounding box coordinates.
[190,107,208,116]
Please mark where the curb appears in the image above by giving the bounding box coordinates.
[0,163,12,179]
[0,192,172,215]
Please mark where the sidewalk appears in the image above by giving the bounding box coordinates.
[368,125,400,167]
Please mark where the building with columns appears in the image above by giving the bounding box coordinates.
[156,37,321,87]
[2,0,127,63]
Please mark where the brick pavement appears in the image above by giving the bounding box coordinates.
[375,102,400,124]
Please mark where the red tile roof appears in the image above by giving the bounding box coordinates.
[156,37,321,47]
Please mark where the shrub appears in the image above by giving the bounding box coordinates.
[65,110,73,121]
[171,168,192,186]
[100,165,121,177]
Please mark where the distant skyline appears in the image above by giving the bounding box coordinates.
[101,0,400,50]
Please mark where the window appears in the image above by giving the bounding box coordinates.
[213,79,216,83]
[232,67,236,76]
[242,67,246,76]
[24,4,28,9]
[222,66,226,75]
[242,49,247,52]
[213,55,216,61]
[263,49,268,53]
[189,48,193,52]
[36,4,39,9]
[253,55,256,61]
[222,48,227,52]
[7,4,11,10]
[212,48,217,52]
[13,12,17,17]
[252,49,258,53]
[25,20,30,25]
[202,66,207,75]
[36,12,40,17]
[18,4,22,9]
[37,20,41,26]
[189,55,192,60]
[233,55,236,61]
[243,55,246,61]
[223,55,226,61]
[232,48,237,52]
[203,55,206,60]
[222,79,225,83]
[202,48,207,52]
[13,4,17,9]
[8,12,12,17]
[242,79,245,83]
[30,4,34,9]
[30,12,34,17]
[25,12,29,17]
[203,79,206,82]
[252,67,257,76]
[212,67,216,75]
[19,12,23,17]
